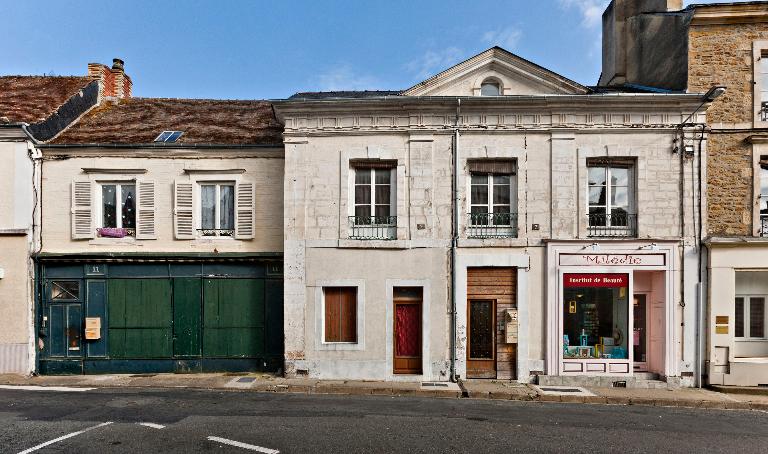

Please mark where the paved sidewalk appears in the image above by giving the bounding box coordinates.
[1,373,767,411]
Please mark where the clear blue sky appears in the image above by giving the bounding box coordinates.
[1,0,728,99]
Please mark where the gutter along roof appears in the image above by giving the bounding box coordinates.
[51,97,284,146]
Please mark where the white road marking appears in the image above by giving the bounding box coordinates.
[17,421,113,454]
[137,422,166,429]
[207,436,279,453]
[0,385,95,392]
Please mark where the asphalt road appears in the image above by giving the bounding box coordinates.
[1,387,767,453]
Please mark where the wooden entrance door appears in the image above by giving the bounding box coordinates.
[467,299,496,378]
[393,288,422,375]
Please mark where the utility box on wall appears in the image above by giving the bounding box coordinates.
[504,309,518,344]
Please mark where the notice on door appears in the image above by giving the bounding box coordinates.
[85,317,101,340]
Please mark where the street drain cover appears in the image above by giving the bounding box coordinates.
[237,377,256,383]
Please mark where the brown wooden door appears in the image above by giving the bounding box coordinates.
[393,288,422,374]
[467,299,496,378]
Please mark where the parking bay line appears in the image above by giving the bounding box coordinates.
[207,436,279,453]
[17,421,113,454]
[137,422,166,429]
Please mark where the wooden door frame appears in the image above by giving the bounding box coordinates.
[633,293,650,372]
[466,298,497,378]
[393,296,422,375]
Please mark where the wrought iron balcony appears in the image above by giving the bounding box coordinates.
[198,228,235,237]
[349,216,397,240]
[587,213,637,238]
[467,212,518,239]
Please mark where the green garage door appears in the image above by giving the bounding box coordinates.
[108,279,173,358]
[203,279,265,358]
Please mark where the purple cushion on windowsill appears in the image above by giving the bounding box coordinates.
[97,228,128,238]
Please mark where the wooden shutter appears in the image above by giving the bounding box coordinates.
[135,179,156,239]
[174,180,195,240]
[71,179,94,239]
[324,287,357,343]
[235,181,255,240]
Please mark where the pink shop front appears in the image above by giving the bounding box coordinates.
[546,242,677,378]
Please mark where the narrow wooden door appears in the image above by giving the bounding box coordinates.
[393,288,422,374]
[467,299,496,378]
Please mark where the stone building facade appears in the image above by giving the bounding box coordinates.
[275,47,708,386]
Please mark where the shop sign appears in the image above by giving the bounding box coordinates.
[564,273,629,288]
[559,254,665,267]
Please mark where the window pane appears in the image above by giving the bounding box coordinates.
[471,174,488,185]
[375,169,391,185]
[471,185,488,205]
[220,185,235,230]
[610,168,629,186]
[750,297,765,338]
[375,205,390,219]
[121,184,136,229]
[611,187,629,207]
[102,185,117,228]
[611,207,629,226]
[589,207,607,226]
[355,185,371,205]
[354,205,371,220]
[588,167,606,186]
[480,82,500,96]
[493,185,510,205]
[493,174,510,185]
[589,187,606,205]
[355,169,371,185]
[375,185,390,205]
[735,297,745,338]
[51,281,79,300]
[761,165,768,196]
[201,185,216,229]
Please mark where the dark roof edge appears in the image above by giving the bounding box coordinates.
[38,143,285,149]
[28,80,100,142]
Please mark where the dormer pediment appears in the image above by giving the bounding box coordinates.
[402,47,588,97]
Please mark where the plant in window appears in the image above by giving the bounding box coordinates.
[98,183,136,238]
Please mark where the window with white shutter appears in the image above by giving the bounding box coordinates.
[71,179,94,239]
[174,180,195,240]
[235,181,255,240]
[136,180,156,239]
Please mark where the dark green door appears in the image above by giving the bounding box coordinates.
[108,279,172,358]
[203,279,265,358]
[173,278,202,357]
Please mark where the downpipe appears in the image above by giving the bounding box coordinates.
[450,100,460,383]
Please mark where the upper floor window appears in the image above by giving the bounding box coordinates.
[99,183,135,237]
[200,183,235,237]
[480,80,501,96]
[760,54,768,122]
[759,157,768,237]
[467,159,517,238]
[587,159,637,238]
[350,161,396,240]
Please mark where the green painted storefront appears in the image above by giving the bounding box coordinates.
[36,255,283,375]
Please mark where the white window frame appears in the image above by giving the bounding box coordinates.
[753,41,768,128]
[758,157,768,237]
[95,181,136,233]
[586,163,635,228]
[469,172,516,225]
[735,295,768,341]
[352,167,396,223]
[197,181,236,237]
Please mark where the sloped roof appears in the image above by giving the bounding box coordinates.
[0,76,94,124]
[52,97,284,145]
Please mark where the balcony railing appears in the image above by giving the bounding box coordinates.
[588,213,637,238]
[198,228,234,237]
[349,216,397,240]
[467,212,518,239]
[761,102,768,122]
[761,216,768,237]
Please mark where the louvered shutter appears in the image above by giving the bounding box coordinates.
[71,179,94,239]
[235,181,255,239]
[136,179,156,239]
[174,180,195,239]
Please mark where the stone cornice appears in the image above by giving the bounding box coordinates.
[691,3,768,25]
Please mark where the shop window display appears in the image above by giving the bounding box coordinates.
[563,273,629,359]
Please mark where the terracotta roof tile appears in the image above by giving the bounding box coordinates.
[0,76,94,123]
[52,97,284,145]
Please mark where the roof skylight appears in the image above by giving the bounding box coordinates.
[154,130,183,143]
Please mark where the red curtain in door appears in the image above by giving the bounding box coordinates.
[396,305,420,357]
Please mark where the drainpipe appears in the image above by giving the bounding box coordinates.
[450,99,461,383]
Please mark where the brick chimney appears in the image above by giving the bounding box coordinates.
[87,58,132,100]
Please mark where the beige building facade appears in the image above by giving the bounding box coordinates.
[276,47,708,385]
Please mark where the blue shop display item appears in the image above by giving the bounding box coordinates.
[579,329,589,347]
[611,346,627,359]
[563,335,570,355]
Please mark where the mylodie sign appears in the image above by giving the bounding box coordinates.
[559,254,665,267]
